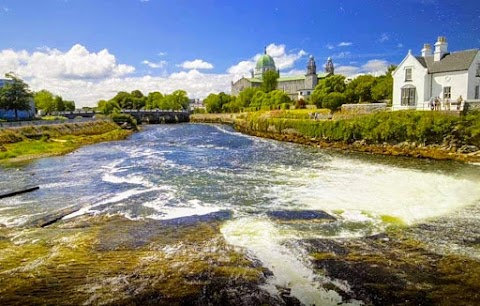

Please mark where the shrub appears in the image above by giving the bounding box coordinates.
[295,99,306,109]
[111,113,138,130]
[322,93,346,111]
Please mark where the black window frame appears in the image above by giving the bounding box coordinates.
[475,85,479,99]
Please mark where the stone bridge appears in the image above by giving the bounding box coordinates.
[53,109,190,124]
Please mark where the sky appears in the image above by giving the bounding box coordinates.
[0,0,479,107]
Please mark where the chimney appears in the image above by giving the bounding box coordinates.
[421,44,432,57]
[434,36,448,61]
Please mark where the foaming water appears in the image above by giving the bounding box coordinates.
[221,218,362,306]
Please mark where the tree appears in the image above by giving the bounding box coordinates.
[322,92,346,111]
[166,90,190,110]
[145,91,164,109]
[64,100,75,111]
[236,87,259,108]
[54,96,65,112]
[261,70,279,93]
[34,89,56,114]
[97,99,120,115]
[346,75,375,103]
[311,75,346,107]
[371,75,393,102]
[0,73,33,121]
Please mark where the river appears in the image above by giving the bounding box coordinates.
[1,123,480,305]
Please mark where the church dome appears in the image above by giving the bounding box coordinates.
[254,48,276,78]
[256,53,276,70]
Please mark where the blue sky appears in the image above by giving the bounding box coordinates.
[0,0,479,107]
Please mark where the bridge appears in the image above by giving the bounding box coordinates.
[52,109,190,124]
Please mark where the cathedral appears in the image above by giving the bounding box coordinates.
[231,48,334,100]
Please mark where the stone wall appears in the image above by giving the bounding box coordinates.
[341,103,388,113]
[277,79,305,96]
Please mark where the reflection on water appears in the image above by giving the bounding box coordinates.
[1,123,479,304]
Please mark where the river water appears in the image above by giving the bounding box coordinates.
[1,124,480,305]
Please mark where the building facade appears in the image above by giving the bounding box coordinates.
[392,36,480,110]
[231,50,333,101]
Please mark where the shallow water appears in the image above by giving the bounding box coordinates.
[1,123,479,305]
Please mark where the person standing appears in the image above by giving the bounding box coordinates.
[456,95,463,110]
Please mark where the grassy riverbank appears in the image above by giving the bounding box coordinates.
[0,121,133,164]
[191,110,480,162]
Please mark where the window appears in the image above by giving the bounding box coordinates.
[401,86,416,106]
[475,85,479,99]
[443,86,451,99]
[405,68,412,81]
[476,63,480,77]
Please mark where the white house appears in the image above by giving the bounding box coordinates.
[392,36,480,111]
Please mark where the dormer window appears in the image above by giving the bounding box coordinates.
[405,68,412,81]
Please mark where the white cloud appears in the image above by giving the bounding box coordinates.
[361,59,389,76]
[142,60,167,69]
[335,59,390,77]
[227,43,306,82]
[158,51,167,56]
[397,43,404,48]
[379,33,389,43]
[0,44,135,80]
[179,59,214,70]
[337,42,352,47]
[326,44,334,50]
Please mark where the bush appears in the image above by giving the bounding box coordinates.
[322,93,346,111]
[295,99,306,109]
[111,113,138,130]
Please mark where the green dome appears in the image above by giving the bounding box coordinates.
[256,54,276,69]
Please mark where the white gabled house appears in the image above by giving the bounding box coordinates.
[392,36,480,110]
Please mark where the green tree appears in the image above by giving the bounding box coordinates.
[322,92,346,111]
[346,74,376,103]
[0,73,33,121]
[261,70,279,93]
[311,75,346,107]
[54,96,65,112]
[145,91,164,109]
[371,75,393,102]
[64,100,75,111]
[97,99,120,115]
[236,87,259,108]
[163,90,190,110]
[34,89,56,114]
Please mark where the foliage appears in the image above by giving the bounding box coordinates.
[203,92,233,113]
[261,70,279,93]
[97,99,121,115]
[35,90,75,114]
[236,88,259,108]
[241,110,478,146]
[99,89,190,112]
[111,113,138,130]
[322,92,346,111]
[311,75,346,107]
[295,98,306,109]
[0,73,33,121]
[346,74,376,103]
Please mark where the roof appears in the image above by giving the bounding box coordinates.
[256,54,276,69]
[242,72,332,83]
[415,49,478,73]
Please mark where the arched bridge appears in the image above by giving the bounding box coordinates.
[53,109,190,124]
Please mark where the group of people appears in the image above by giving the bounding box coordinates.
[429,95,463,111]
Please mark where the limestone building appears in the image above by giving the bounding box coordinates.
[231,49,334,100]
